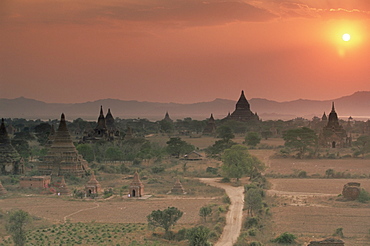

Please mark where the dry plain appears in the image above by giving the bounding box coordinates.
[1,137,370,245]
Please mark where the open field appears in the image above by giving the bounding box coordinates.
[0,196,217,224]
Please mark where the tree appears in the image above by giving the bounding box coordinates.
[199,206,212,223]
[147,207,183,234]
[282,127,317,159]
[76,144,95,162]
[216,125,235,141]
[205,139,236,159]
[186,225,211,246]
[104,147,123,161]
[221,145,265,181]
[166,137,194,158]
[245,188,262,216]
[6,209,31,246]
[352,135,370,158]
[244,132,261,147]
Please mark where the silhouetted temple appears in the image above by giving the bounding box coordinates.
[38,113,89,176]
[163,111,173,122]
[319,103,349,148]
[0,118,23,175]
[226,91,259,122]
[203,114,217,135]
[83,106,120,142]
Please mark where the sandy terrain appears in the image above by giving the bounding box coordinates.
[0,196,215,224]
[200,178,245,246]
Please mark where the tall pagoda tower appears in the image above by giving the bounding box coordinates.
[320,102,348,148]
[227,91,259,122]
[0,118,23,175]
[38,114,88,176]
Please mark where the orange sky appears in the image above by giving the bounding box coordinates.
[1,0,369,103]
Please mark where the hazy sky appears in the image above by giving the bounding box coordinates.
[1,0,369,103]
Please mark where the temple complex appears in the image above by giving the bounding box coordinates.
[82,106,120,142]
[129,171,144,197]
[203,114,217,135]
[38,113,89,176]
[319,103,349,148]
[85,172,102,196]
[226,91,259,122]
[0,118,24,175]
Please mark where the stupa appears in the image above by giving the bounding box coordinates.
[85,172,102,196]
[58,176,70,195]
[227,91,259,122]
[38,113,88,176]
[129,171,144,197]
[0,118,23,175]
[203,114,217,135]
[171,178,186,194]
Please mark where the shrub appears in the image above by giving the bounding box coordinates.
[297,170,307,178]
[206,167,218,175]
[222,195,231,204]
[357,189,370,203]
[151,166,165,174]
[220,177,230,183]
[333,227,344,238]
[249,242,263,246]
[244,217,259,229]
[271,232,296,244]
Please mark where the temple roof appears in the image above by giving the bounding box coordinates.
[50,113,76,150]
[96,106,107,130]
[235,90,250,110]
[0,118,10,144]
[105,108,115,129]
[327,102,339,127]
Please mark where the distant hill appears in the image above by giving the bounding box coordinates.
[1,91,370,121]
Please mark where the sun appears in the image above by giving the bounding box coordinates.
[342,33,351,42]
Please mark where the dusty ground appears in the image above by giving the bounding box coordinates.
[200,178,245,246]
[264,153,370,246]
[0,196,215,224]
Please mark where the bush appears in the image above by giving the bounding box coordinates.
[206,167,218,175]
[151,166,165,174]
[297,170,307,178]
[220,177,230,183]
[357,189,370,203]
[333,227,344,238]
[222,195,231,204]
[244,217,259,229]
[271,232,296,244]
[249,242,263,246]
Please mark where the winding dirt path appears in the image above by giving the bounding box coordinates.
[199,178,244,246]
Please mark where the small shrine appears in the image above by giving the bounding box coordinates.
[129,171,144,197]
[171,178,186,194]
[58,176,70,195]
[85,172,102,197]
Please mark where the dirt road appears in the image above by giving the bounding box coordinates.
[199,178,244,246]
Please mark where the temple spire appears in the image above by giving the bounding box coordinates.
[331,102,335,112]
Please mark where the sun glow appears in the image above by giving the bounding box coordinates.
[342,33,351,41]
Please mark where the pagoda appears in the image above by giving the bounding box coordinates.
[227,91,259,122]
[129,171,144,197]
[58,176,70,195]
[203,114,217,135]
[85,172,102,196]
[38,113,88,176]
[0,118,23,175]
[319,102,348,148]
[163,112,173,123]
[171,178,186,194]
